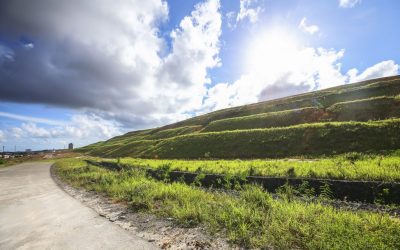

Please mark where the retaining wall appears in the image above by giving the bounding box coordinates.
[86,160,400,204]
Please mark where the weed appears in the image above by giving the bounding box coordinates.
[277,182,296,202]
[319,182,333,200]
[192,173,206,187]
[375,188,391,205]
[109,153,400,182]
[297,181,315,198]
[55,158,400,250]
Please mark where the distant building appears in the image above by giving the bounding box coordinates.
[68,143,74,150]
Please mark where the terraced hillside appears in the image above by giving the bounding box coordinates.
[80,75,400,158]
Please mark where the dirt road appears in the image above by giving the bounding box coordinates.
[0,162,158,250]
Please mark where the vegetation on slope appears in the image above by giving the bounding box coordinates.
[203,96,400,132]
[202,107,326,132]
[82,118,400,159]
[105,152,400,182]
[79,76,400,159]
[145,125,202,139]
[55,158,400,250]
[160,75,400,128]
[77,126,202,156]
[328,96,400,121]
[141,119,400,159]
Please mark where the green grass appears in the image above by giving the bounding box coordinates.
[145,126,202,139]
[203,96,400,133]
[101,152,400,182]
[328,96,400,122]
[202,107,326,132]
[81,119,400,159]
[141,119,400,159]
[55,158,400,249]
[0,158,7,168]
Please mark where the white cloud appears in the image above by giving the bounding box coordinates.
[204,47,346,110]
[0,130,4,142]
[202,31,398,112]
[65,114,121,139]
[339,0,361,8]
[23,43,34,49]
[226,11,236,29]
[8,114,121,141]
[298,17,319,35]
[4,113,123,150]
[157,0,221,114]
[0,43,14,63]
[0,0,224,150]
[0,0,222,129]
[237,0,263,24]
[347,60,399,83]
[0,111,64,125]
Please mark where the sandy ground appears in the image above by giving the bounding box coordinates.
[0,162,158,250]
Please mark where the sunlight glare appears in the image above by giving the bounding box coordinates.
[245,29,302,77]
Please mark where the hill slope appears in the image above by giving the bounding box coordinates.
[80,75,400,158]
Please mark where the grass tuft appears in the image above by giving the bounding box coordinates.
[55,158,400,249]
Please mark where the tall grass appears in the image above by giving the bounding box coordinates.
[55,158,400,249]
[108,152,400,182]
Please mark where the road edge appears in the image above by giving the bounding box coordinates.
[50,163,233,250]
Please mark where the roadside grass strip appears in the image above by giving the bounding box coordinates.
[112,152,400,182]
[55,158,400,250]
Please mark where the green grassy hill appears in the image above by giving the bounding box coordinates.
[79,75,400,158]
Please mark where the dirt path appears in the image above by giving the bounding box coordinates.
[0,162,158,250]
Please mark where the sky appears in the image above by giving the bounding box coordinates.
[0,0,399,151]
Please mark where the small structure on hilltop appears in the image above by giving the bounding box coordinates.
[68,143,73,150]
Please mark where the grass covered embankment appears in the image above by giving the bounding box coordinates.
[79,76,400,159]
[55,158,400,249]
[142,119,400,159]
[82,119,400,159]
[202,96,400,132]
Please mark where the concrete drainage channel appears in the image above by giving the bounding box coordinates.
[86,160,400,205]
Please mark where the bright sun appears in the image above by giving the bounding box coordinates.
[245,29,301,76]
